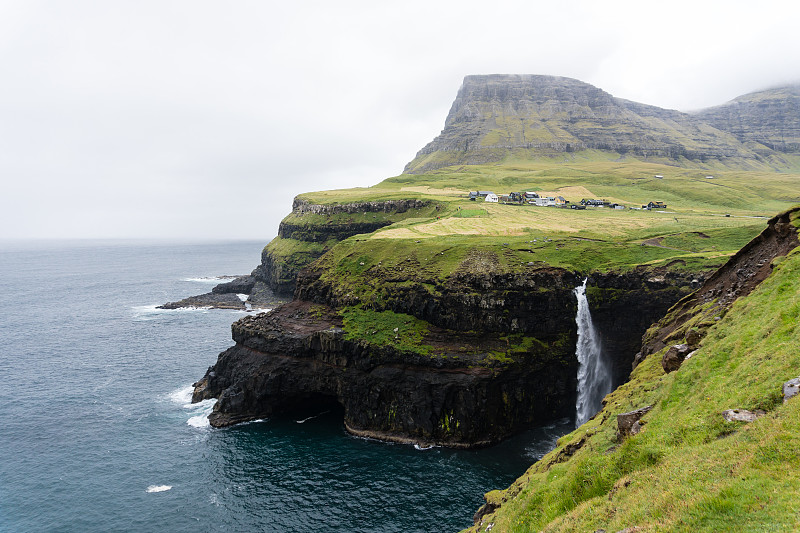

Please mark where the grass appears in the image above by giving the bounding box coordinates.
[270,159,800,303]
[465,243,800,532]
[339,307,434,355]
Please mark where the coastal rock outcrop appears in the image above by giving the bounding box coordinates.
[193,300,576,448]
[194,265,698,447]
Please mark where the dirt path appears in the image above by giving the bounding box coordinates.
[640,236,693,252]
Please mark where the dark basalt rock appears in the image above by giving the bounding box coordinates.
[211,275,256,295]
[661,343,692,373]
[617,405,653,438]
[158,292,246,310]
[194,266,698,447]
[194,301,576,448]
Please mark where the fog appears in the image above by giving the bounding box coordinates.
[1,0,798,240]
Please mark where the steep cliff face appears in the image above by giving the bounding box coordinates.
[403,75,791,174]
[252,198,437,296]
[193,300,577,448]
[694,85,800,154]
[296,259,698,385]
[194,262,699,447]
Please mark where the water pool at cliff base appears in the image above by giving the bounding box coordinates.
[0,241,572,532]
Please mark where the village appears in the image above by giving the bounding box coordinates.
[467,190,667,210]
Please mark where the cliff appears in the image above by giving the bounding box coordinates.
[193,253,702,447]
[466,206,800,532]
[180,73,800,529]
[403,75,796,174]
[253,198,437,296]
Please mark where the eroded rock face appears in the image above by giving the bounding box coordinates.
[194,266,698,447]
[637,207,800,366]
[694,85,800,154]
[297,265,698,386]
[403,74,780,174]
[617,405,653,438]
[194,301,576,448]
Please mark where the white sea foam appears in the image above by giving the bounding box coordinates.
[169,385,216,428]
[181,276,231,283]
[296,410,329,424]
[169,385,194,406]
[414,443,437,451]
[236,293,249,302]
[146,485,172,493]
[186,399,217,428]
[132,305,212,321]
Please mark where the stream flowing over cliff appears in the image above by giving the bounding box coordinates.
[573,279,613,427]
[193,247,701,447]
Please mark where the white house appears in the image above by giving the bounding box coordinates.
[534,197,556,207]
[484,193,499,203]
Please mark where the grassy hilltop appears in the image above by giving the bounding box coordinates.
[277,158,800,288]
[264,77,800,295]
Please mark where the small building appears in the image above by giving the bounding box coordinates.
[485,193,499,203]
[470,191,494,201]
[523,191,539,201]
[554,196,567,206]
[570,204,586,210]
[643,201,667,210]
[508,192,525,204]
[499,194,511,203]
[654,174,664,179]
[580,198,608,207]
[534,197,556,207]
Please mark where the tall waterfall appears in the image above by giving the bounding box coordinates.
[574,278,613,427]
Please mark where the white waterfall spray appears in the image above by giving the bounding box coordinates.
[574,278,613,427]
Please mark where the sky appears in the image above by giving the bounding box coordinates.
[1,0,799,241]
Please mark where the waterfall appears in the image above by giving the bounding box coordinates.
[574,278,613,427]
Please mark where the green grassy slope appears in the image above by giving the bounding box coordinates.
[465,211,800,533]
[281,161,800,290]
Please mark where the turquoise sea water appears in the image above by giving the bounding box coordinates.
[0,241,571,532]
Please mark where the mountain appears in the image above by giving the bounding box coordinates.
[404,75,798,174]
[694,84,800,154]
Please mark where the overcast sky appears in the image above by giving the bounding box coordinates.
[1,0,799,241]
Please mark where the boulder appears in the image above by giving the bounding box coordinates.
[662,344,691,373]
[685,328,704,346]
[617,405,653,438]
[722,409,765,422]
[783,377,800,403]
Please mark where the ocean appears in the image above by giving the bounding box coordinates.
[0,240,571,532]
